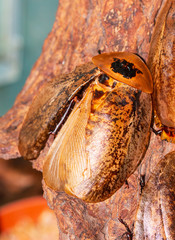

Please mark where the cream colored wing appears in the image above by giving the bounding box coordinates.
[43,87,93,196]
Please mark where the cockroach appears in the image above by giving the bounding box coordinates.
[19,52,153,202]
[148,0,175,143]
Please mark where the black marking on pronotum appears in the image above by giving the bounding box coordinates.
[110,58,143,79]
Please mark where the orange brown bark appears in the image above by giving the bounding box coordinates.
[0,0,175,239]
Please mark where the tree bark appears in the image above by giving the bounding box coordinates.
[0,0,175,239]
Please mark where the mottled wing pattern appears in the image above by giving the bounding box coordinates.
[19,62,99,160]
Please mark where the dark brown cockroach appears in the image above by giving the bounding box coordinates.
[19,52,153,202]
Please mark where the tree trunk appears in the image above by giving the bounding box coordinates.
[0,0,175,239]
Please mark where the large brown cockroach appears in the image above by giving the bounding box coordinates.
[134,2,175,237]
[148,0,175,143]
[19,52,153,202]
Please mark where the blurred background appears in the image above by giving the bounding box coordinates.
[0,1,59,238]
[0,0,58,116]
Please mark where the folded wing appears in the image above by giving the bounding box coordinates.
[43,87,93,196]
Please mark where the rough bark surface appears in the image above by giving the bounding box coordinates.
[0,0,175,239]
[133,151,175,239]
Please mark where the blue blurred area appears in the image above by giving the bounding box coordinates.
[0,0,58,116]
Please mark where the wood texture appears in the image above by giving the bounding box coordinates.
[133,151,175,239]
[0,0,175,239]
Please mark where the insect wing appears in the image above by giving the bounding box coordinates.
[43,87,93,197]
[148,0,175,128]
[19,62,99,160]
